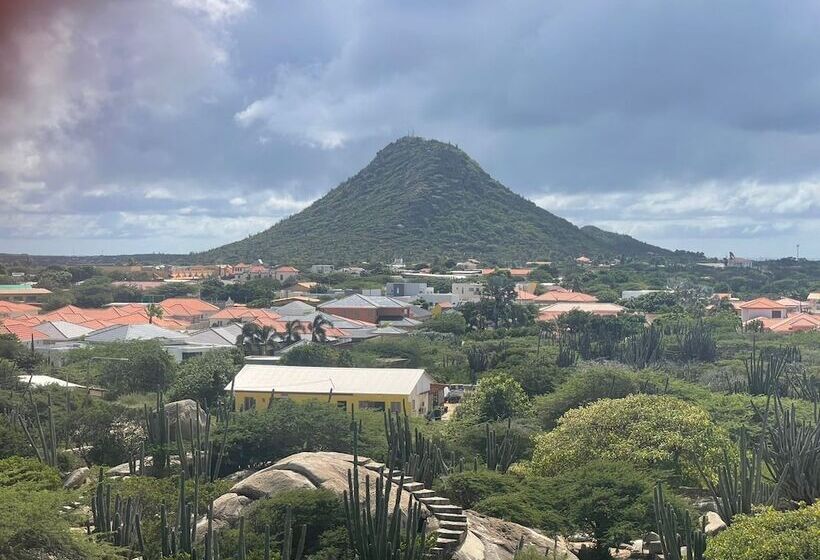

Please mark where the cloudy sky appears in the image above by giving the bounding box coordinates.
[2,0,819,259]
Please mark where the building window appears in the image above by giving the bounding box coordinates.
[390,402,402,413]
[772,311,782,319]
[359,400,385,411]
[243,396,256,410]
[336,400,347,410]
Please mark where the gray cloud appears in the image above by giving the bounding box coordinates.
[1,0,819,258]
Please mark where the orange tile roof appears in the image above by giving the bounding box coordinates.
[274,265,300,273]
[738,297,787,310]
[0,300,41,316]
[160,298,219,313]
[534,291,598,303]
[209,307,281,321]
[764,313,820,333]
[1,322,49,341]
[515,290,538,301]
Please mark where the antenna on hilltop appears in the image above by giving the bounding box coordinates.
[796,244,800,258]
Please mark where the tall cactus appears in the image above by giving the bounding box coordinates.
[17,390,58,468]
[653,483,706,560]
[344,421,428,560]
[698,429,780,525]
[384,408,452,488]
[619,325,663,370]
[90,468,145,554]
[143,391,172,477]
[745,338,787,395]
[486,419,518,473]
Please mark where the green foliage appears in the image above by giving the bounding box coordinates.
[0,486,120,560]
[197,137,673,265]
[246,489,345,555]
[219,400,355,471]
[281,343,348,367]
[653,483,706,560]
[65,340,177,395]
[457,373,531,422]
[168,349,240,405]
[0,456,61,490]
[422,312,467,335]
[706,504,820,560]
[436,469,520,510]
[0,358,20,389]
[618,325,664,370]
[529,394,732,484]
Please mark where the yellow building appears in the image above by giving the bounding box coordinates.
[226,364,435,416]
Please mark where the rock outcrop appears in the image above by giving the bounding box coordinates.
[165,399,207,440]
[63,467,90,489]
[196,451,578,560]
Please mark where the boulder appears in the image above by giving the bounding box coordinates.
[701,511,727,536]
[63,467,90,489]
[460,511,578,560]
[231,467,315,500]
[212,492,252,521]
[272,451,368,494]
[165,399,207,441]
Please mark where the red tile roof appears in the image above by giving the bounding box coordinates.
[274,266,300,273]
[534,291,598,303]
[738,297,787,310]
[0,300,41,316]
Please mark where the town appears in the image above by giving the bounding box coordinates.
[1,252,818,559]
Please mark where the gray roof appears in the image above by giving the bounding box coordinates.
[271,301,316,315]
[86,324,188,343]
[34,321,94,341]
[186,324,242,345]
[227,364,431,396]
[319,294,410,310]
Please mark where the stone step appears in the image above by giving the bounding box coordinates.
[363,462,384,471]
[437,528,464,539]
[412,488,436,498]
[418,496,450,505]
[403,481,425,492]
[440,520,468,531]
[436,512,467,522]
[435,537,460,550]
[391,475,413,484]
[427,504,462,515]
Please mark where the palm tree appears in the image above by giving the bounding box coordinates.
[311,315,333,342]
[236,323,280,356]
[236,322,262,354]
[284,320,303,345]
[146,303,164,325]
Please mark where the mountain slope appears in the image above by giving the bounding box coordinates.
[200,137,675,264]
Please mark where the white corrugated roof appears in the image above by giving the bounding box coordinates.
[226,364,430,396]
[19,374,86,389]
[86,323,188,342]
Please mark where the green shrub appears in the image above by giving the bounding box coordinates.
[0,456,61,491]
[436,469,521,509]
[706,503,820,560]
[529,394,732,484]
[281,343,346,367]
[167,349,240,405]
[457,373,531,422]
[423,312,467,335]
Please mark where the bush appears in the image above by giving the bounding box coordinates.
[436,469,521,509]
[95,340,177,395]
[505,357,568,397]
[457,373,531,422]
[706,503,820,560]
[0,457,61,491]
[219,400,354,472]
[167,349,240,405]
[0,417,32,459]
[529,394,731,484]
[281,344,347,367]
[423,313,467,335]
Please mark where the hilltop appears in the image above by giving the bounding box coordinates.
[199,136,678,264]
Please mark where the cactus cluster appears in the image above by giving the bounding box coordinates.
[653,483,706,560]
[485,419,518,474]
[90,468,145,555]
[384,408,453,489]
[345,421,428,560]
[16,390,58,468]
[618,325,663,370]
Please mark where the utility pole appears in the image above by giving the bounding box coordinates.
[796,244,800,258]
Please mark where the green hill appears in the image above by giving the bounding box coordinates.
[200,136,678,265]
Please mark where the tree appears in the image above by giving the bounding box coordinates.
[146,303,164,324]
[311,315,333,342]
[529,394,732,484]
[457,373,531,422]
[39,291,76,312]
[73,277,114,307]
[284,320,303,345]
[167,349,240,405]
[98,340,177,395]
[0,358,20,390]
[236,323,278,356]
[422,312,467,335]
[281,344,344,367]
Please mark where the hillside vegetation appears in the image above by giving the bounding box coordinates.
[199,136,682,264]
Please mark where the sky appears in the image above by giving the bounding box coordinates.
[1,0,819,259]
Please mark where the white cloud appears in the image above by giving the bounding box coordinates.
[172,0,251,22]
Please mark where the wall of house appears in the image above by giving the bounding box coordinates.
[232,390,429,415]
[320,307,379,323]
[741,308,783,322]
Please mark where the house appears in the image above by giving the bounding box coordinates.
[575,256,592,266]
[0,300,40,318]
[452,282,482,302]
[0,284,52,303]
[309,264,335,274]
[170,265,221,280]
[319,294,411,324]
[515,290,538,302]
[538,302,625,322]
[207,306,281,327]
[85,323,189,343]
[238,264,275,281]
[738,297,788,323]
[759,313,820,333]
[159,298,220,324]
[534,291,598,304]
[807,292,820,312]
[776,298,804,315]
[227,364,435,415]
[289,281,318,294]
[385,282,431,297]
[273,265,300,283]
[621,290,668,300]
